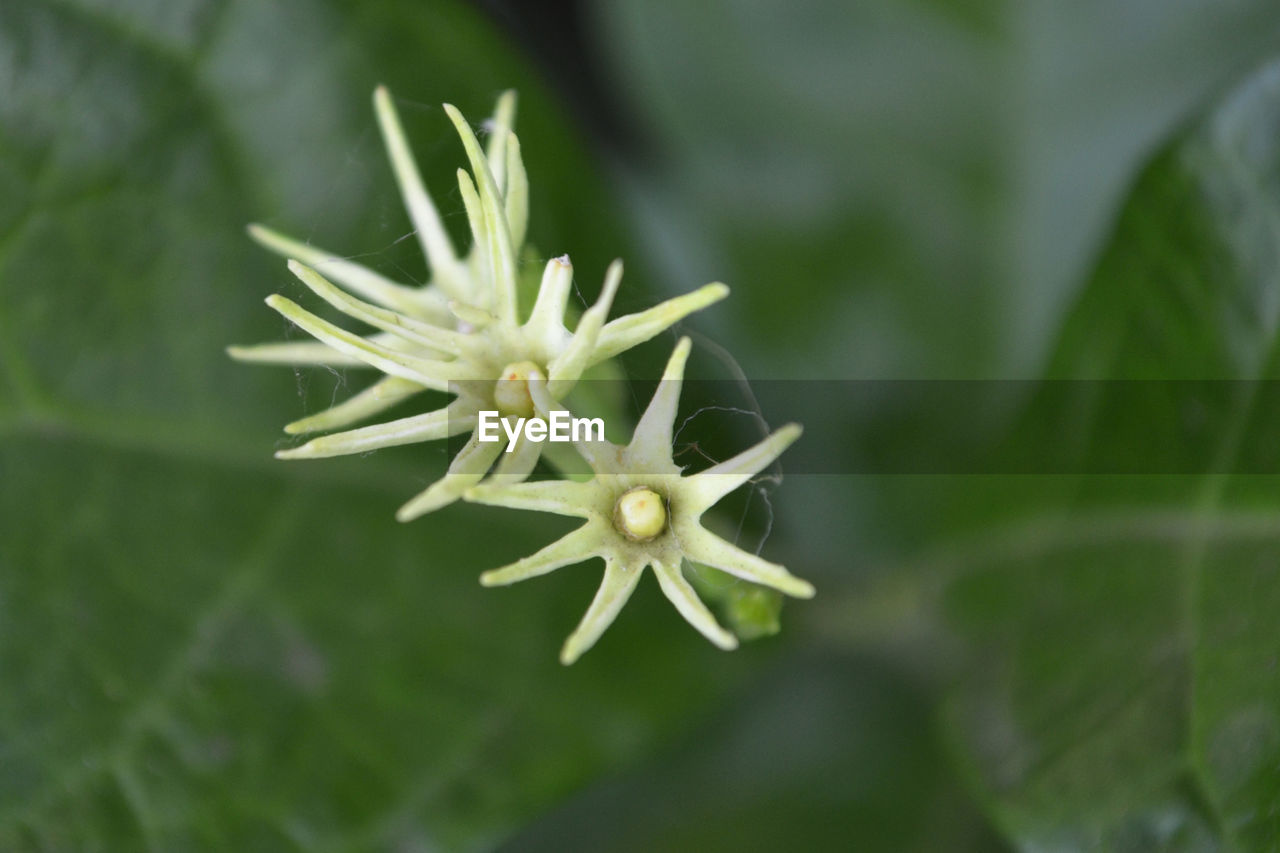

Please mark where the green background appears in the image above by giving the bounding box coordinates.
[4,0,1280,849]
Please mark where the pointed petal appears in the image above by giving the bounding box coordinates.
[627,336,691,461]
[227,330,422,367]
[546,259,624,395]
[682,423,803,513]
[448,299,493,330]
[276,401,474,459]
[373,86,465,299]
[591,283,729,365]
[456,167,486,256]
[284,376,425,435]
[479,522,603,587]
[454,168,499,315]
[264,294,459,390]
[525,256,574,339]
[227,340,370,367]
[395,430,504,520]
[444,103,518,325]
[504,132,529,251]
[246,223,440,318]
[287,260,470,356]
[488,432,543,484]
[678,525,814,599]
[484,89,517,193]
[526,368,622,473]
[652,561,738,650]
[560,559,645,664]
[465,478,598,518]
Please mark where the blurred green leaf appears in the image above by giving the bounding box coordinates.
[595,0,1280,379]
[589,0,1280,625]
[587,7,1280,843]
[939,60,1280,848]
[503,653,1008,853]
[0,0,760,847]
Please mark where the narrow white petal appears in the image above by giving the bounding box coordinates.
[546,260,624,395]
[246,223,437,318]
[627,336,692,462]
[445,104,518,325]
[455,168,496,314]
[488,433,543,484]
[373,86,465,299]
[560,559,645,664]
[652,561,738,650]
[677,525,814,599]
[526,368,623,473]
[228,331,420,367]
[682,423,803,513]
[264,294,458,391]
[449,299,494,330]
[276,401,474,459]
[395,430,505,520]
[484,89,517,193]
[288,261,469,357]
[591,283,729,365]
[479,522,603,587]
[227,340,369,367]
[284,376,425,435]
[466,478,598,518]
[456,167,487,259]
[525,256,574,340]
[503,132,529,251]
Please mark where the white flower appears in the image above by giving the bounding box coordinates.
[229,88,727,518]
[466,337,813,664]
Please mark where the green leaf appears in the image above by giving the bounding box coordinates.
[500,654,1009,853]
[938,60,1280,848]
[594,0,1280,379]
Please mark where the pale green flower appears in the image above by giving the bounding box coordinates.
[466,338,814,664]
[229,88,727,518]
[236,86,519,344]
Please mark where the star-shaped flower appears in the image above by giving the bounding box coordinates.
[229,88,728,518]
[465,337,814,664]
[235,86,519,350]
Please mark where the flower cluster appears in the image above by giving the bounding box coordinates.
[231,88,813,662]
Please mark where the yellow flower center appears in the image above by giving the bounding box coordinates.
[493,360,540,418]
[613,487,668,541]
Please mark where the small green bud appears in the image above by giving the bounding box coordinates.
[726,585,783,640]
[494,360,540,418]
